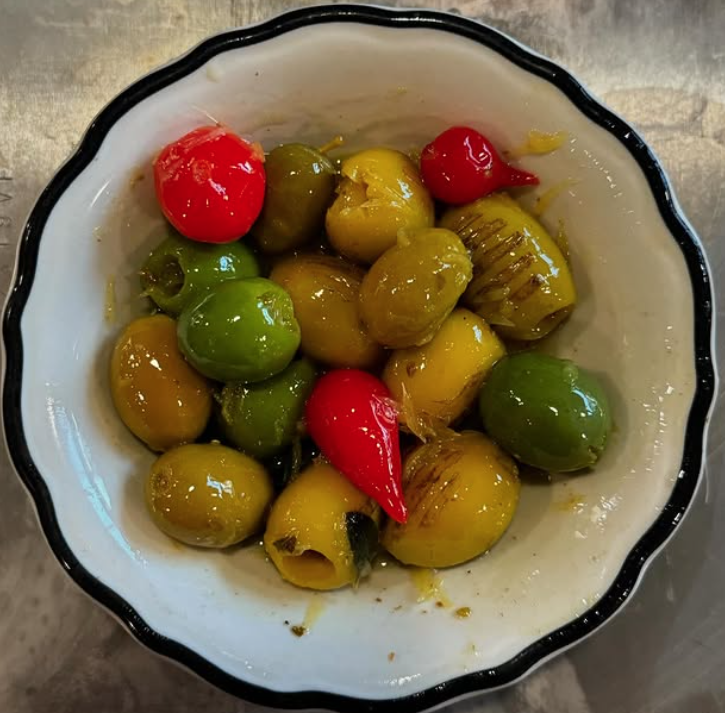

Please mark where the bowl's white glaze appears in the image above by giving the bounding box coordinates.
[4,6,715,710]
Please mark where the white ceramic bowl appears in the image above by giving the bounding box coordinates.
[2,5,716,712]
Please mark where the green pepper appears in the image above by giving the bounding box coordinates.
[177,278,300,382]
[140,228,260,316]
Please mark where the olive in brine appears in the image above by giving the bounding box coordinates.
[325,148,434,264]
[270,254,384,369]
[218,358,317,459]
[110,315,212,451]
[440,193,576,340]
[146,443,274,547]
[139,229,260,316]
[359,228,472,348]
[252,143,336,254]
[383,309,505,433]
[382,431,520,568]
[177,278,300,383]
[479,352,612,472]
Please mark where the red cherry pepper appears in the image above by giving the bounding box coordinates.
[305,369,407,523]
[420,126,539,205]
[154,125,266,243]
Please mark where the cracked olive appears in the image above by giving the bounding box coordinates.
[139,228,259,316]
[177,278,300,383]
[383,308,505,433]
[479,352,612,472]
[146,443,273,548]
[251,143,336,254]
[218,358,317,459]
[359,228,473,349]
[110,315,212,451]
[269,254,384,369]
[325,148,434,263]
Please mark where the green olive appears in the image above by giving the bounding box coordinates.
[145,443,274,548]
[269,254,384,369]
[325,148,434,264]
[177,278,300,383]
[251,143,336,254]
[139,228,260,316]
[218,358,317,459]
[479,352,612,472]
[359,228,473,348]
[110,315,212,451]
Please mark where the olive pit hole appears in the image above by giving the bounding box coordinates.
[144,255,185,298]
[283,550,335,583]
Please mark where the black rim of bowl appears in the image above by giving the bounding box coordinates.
[1,5,716,712]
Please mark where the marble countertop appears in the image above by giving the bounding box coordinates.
[1,1,724,712]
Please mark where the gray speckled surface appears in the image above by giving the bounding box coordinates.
[1,1,723,711]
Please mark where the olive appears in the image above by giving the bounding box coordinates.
[110,315,212,451]
[269,254,384,369]
[325,148,434,263]
[139,228,260,316]
[383,309,505,435]
[251,143,336,254]
[264,460,379,590]
[145,443,274,548]
[359,228,472,348]
[218,358,317,459]
[177,278,300,383]
[382,431,520,568]
[439,193,576,340]
[479,352,612,472]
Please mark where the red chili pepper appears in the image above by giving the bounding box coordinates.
[420,126,539,205]
[305,369,407,523]
[154,125,266,244]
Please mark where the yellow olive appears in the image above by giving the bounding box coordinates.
[325,148,434,263]
[382,431,520,568]
[110,315,212,451]
[383,309,505,433]
[269,254,384,369]
[359,228,472,348]
[439,193,576,340]
[264,460,379,590]
[146,443,274,548]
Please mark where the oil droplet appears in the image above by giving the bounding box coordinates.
[105,277,116,324]
[302,596,326,631]
[532,178,579,217]
[507,130,568,159]
[410,568,452,607]
[455,607,472,619]
[556,491,586,513]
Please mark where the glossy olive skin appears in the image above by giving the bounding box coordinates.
[325,148,434,263]
[440,193,576,340]
[177,278,300,383]
[382,431,520,568]
[251,143,336,254]
[479,352,612,472]
[270,254,384,369]
[146,443,274,548]
[110,315,212,451]
[359,228,472,348]
[384,308,505,434]
[218,358,316,458]
[139,229,260,316]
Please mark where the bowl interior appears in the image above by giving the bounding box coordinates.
[17,21,697,699]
